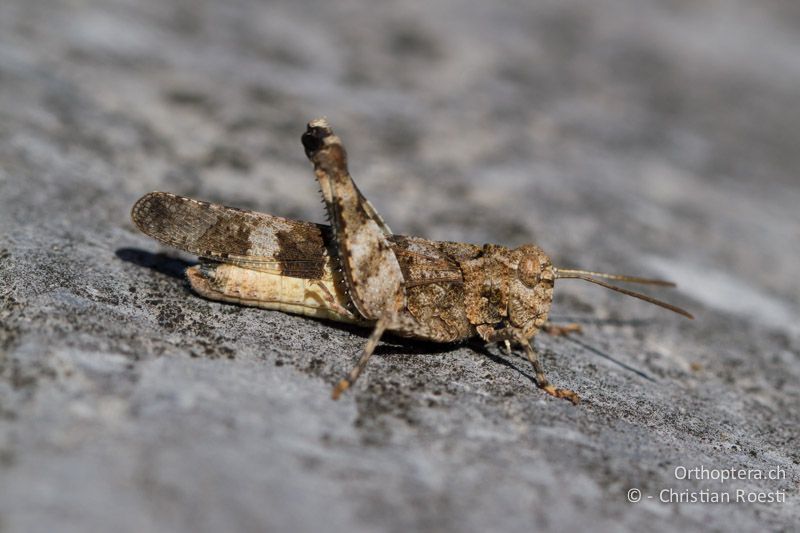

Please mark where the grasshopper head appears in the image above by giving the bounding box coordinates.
[497,244,695,338]
[507,244,556,338]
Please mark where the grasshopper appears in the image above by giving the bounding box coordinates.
[131,118,692,404]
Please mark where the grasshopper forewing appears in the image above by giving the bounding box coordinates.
[132,118,692,404]
[132,192,364,324]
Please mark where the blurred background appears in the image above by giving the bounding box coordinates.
[0,1,798,532]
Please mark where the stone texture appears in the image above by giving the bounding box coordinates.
[0,1,798,532]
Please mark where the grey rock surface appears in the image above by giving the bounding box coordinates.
[1,0,799,531]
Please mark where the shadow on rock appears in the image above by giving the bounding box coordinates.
[560,335,655,382]
[115,247,196,280]
[470,340,539,386]
[472,335,655,386]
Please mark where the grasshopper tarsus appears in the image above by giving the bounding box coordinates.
[331,379,350,400]
[542,384,581,404]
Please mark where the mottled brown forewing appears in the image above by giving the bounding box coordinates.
[131,192,473,290]
[131,192,329,279]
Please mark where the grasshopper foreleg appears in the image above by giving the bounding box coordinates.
[518,337,580,404]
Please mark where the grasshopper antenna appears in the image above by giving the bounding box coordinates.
[554,268,694,319]
[555,269,676,287]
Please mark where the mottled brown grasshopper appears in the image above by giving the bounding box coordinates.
[132,118,692,403]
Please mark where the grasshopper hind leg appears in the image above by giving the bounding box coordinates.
[331,316,390,400]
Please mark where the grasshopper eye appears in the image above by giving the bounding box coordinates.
[518,255,541,288]
[301,128,325,157]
